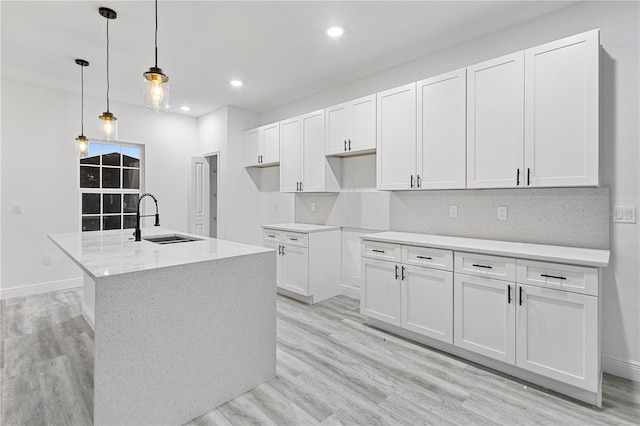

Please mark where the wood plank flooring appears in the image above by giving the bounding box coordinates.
[1,288,638,425]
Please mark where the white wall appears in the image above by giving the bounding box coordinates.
[0,80,199,298]
[258,1,640,380]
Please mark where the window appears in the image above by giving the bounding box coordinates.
[80,141,144,231]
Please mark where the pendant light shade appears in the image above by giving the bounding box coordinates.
[75,59,89,157]
[99,7,118,140]
[143,0,170,112]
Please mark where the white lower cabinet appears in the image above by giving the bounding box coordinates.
[360,233,606,406]
[361,242,454,343]
[516,283,598,391]
[453,273,515,364]
[263,224,340,304]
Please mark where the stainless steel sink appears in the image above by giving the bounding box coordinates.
[142,234,202,245]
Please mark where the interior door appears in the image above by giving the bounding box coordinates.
[189,156,210,236]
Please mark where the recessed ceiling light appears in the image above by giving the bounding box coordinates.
[327,26,344,38]
[180,106,191,112]
[230,80,243,87]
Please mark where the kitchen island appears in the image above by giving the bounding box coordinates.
[49,228,276,426]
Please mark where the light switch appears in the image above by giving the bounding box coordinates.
[613,206,636,223]
[311,202,316,212]
[13,203,23,214]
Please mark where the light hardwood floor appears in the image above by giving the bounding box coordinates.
[1,288,638,425]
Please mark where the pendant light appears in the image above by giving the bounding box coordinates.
[75,59,90,157]
[98,7,118,140]
[143,0,169,112]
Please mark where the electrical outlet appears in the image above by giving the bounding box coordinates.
[274,203,278,211]
[449,205,458,218]
[613,206,637,223]
[311,202,316,212]
[13,203,23,214]
[498,206,508,221]
[44,255,52,265]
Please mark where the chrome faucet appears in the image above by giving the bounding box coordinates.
[134,193,160,241]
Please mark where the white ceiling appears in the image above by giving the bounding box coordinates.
[2,1,579,117]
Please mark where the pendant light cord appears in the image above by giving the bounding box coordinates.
[154,0,158,67]
[106,17,110,113]
[80,64,84,134]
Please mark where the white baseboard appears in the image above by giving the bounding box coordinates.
[0,277,83,300]
[603,355,640,382]
[82,303,95,331]
[340,283,360,300]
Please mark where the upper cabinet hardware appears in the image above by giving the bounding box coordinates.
[344,140,347,151]
[508,284,512,304]
[348,139,352,151]
[519,286,523,305]
[299,182,303,191]
[281,245,285,255]
[472,263,493,269]
[296,182,300,191]
[541,273,567,280]
[401,266,406,280]
[278,245,282,255]
[517,168,520,186]
[417,174,421,188]
[395,265,399,279]
[416,255,432,260]
[410,175,414,188]
[372,249,385,253]
[527,168,531,186]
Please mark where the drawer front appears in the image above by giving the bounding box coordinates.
[402,245,453,271]
[454,252,516,282]
[516,260,598,296]
[361,241,401,262]
[263,229,283,243]
[284,232,308,247]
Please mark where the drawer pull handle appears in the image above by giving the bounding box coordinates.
[472,264,493,269]
[540,273,567,280]
[416,255,432,260]
[372,249,385,254]
[267,234,275,238]
[289,238,298,241]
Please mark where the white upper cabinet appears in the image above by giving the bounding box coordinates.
[280,116,302,192]
[524,30,599,187]
[244,122,280,167]
[467,52,525,189]
[326,94,377,156]
[280,110,340,193]
[417,69,467,189]
[377,83,417,190]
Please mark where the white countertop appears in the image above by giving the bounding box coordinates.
[361,231,610,267]
[262,223,340,233]
[49,228,272,279]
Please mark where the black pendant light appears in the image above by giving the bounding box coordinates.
[75,59,90,157]
[98,7,118,140]
[143,0,170,112]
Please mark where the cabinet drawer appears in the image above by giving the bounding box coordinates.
[284,232,308,247]
[263,229,283,243]
[402,245,453,271]
[455,252,516,282]
[361,241,401,262]
[516,260,598,296]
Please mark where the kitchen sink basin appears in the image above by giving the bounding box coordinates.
[143,234,203,245]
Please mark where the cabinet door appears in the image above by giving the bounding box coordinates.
[244,128,260,167]
[454,273,515,364]
[516,284,598,391]
[349,94,377,153]
[279,116,302,192]
[524,30,599,187]
[402,265,453,344]
[301,110,326,192]
[264,241,283,289]
[281,244,309,296]
[326,102,349,155]
[261,122,281,165]
[361,258,401,326]
[377,83,417,190]
[467,52,524,189]
[417,69,466,189]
